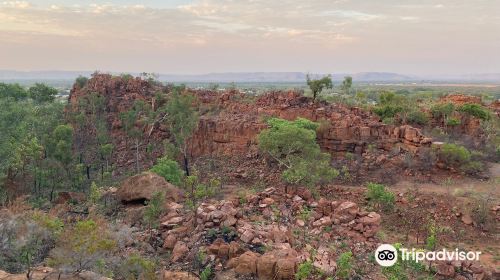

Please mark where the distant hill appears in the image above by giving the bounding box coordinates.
[1,70,499,83]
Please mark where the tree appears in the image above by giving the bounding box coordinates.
[306,74,333,101]
[341,76,353,95]
[51,125,74,167]
[120,100,151,173]
[143,191,165,241]
[28,83,58,104]
[165,88,199,176]
[150,156,183,186]
[0,83,28,100]
[258,118,338,190]
[75,76,88,88]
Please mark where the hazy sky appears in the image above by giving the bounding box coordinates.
[1,0,499,75]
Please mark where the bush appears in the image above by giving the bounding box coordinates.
[295,261,313,280]
[75,76,89,88]
[458,103,491,120]
[150,157,183,186]
[336,251,353,279]
[407,111,429,125]
[366,183,395,212]
[143,191,165,231]
[258,118,337,187]
[461,161,484,175]
[0,211,62,273]
[373,105,403,120]
[430,103,454,119]
[200,265,212,280]
[117,253,156,280]
[49,219,116,272]
[437,143,471,167]
[446,118,461,126]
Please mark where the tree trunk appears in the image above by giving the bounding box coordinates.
[183,154,190,176]
[135,138,140,173]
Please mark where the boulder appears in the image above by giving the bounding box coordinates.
[162,271,198,280]
[229,251,258,276]
[359,212,381,225]
[171,241,189,262]
[461,214,473,225]
[116,172,183,203]
[436,262,455,278]
[257,252,278,280]
[163,234,177,249]
[275,258,296,279]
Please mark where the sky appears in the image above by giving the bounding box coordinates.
[1,0,499,75]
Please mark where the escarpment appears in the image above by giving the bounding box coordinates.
[68,74,432,175]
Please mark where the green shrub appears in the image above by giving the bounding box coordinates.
[382,117,395,125]
[144,191,165,231]
[373,105,403,120]
[259,117,338,187]
[150,157,183,186]
[295,261,313,280]
[75,76,88,88]
[458,103,491,120]
[446,118,461,126]
[336,251,353,279]
[200,265,212,280]
[437,143,471,167]
[461,161,484,175]
[49,219,116,272]
[430,103,454,119]
[366,183,395,212]
[407,111,429,125]
[118,253,156,280]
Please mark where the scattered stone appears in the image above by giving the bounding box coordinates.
[171,241,189,262]
[461,214,473,225]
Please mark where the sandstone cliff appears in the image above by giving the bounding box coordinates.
[68,74,431,174]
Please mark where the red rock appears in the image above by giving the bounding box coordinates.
[240,230,255,243]
[436,262,455,278]
[116,172,183,203]
[163,234,177,249]
[262,197,275,205]
[275,258,296,279]
[257,253,278,280]
[171,241,188,262]
[461,214,473,225]
[359,212,381,226]
[232,251,258,276]
[162,271,198,280]
[54,192,86,205]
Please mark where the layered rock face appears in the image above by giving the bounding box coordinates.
[190,91,431,157]
[68,75,431,173]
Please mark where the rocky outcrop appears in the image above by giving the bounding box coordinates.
[116,172,183,203]
[191,91,431,157]
[440,94,482,105]
[158,187,381,278]
[68,75,432,175]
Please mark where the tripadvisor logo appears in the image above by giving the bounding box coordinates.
[375,244,398,267]
[375,244,481,267]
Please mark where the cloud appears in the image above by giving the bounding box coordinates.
[0,0,499,74]
[1,1,30,8]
